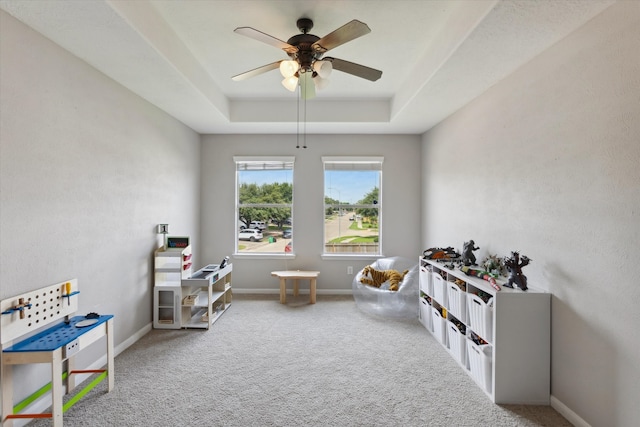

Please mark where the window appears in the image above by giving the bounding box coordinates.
[235,157,294,255]
[322,157,383,255]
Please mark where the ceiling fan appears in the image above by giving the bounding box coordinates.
[232,18,382,99]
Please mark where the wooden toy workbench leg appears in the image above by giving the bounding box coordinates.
[2,354,14,427]
[293,278,299,296]
[67,351,78,393]
[51,348,64,427]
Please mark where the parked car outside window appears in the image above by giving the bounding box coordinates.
[250,221,267,230]
[239,229,263,242]
[282,228,292,239]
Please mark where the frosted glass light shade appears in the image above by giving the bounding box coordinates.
[313,60,332,78]
[282,76,298,92]
[313,75,330,90]
[279,60,299,78]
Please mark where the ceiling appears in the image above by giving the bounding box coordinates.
[0,0,615,135]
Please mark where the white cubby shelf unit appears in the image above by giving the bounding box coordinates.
[419,257,550,404]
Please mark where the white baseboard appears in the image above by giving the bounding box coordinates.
[115,322,152,356]
[9,322,152,427]
[551,395,591,427]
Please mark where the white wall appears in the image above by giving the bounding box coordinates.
[0,10,201,402]
[200,134,422,292]
[421,2,640,426]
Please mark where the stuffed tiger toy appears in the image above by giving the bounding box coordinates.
[360,266,409,291]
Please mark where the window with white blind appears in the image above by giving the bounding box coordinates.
[234,157,294,255]
[322,157,383,256]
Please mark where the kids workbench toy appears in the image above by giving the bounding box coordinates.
[1,279,114,426]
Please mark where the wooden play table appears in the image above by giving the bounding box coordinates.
[271,270,320,304]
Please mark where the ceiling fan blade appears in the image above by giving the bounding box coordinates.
[324,57,382,82]
[232,61,282,81]
[234,27,298,54]
[312,20,371,53]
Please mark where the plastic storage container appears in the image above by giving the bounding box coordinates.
[419,295,433,332]
[432,273,448,306]
[447,282,467,323]
[431,307,448,347]
[467,293,493,342]
[467,339,492,393]
[419,265,433,296]
[447,320,467,365]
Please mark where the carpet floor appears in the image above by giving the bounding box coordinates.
[26,294,571,426]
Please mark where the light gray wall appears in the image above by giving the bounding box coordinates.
[421,2,640,426]
[0,10,201,402]
[200,134,422,292]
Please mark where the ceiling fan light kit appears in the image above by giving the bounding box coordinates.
[279,60,298,78]
[313,75,330,91]
[281,75,298,92]
[313,60,332,79]
[233,17,382,99]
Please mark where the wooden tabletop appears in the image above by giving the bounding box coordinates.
[271,271,320,278]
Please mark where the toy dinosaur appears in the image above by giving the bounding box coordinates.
[462,240,480,266]
[503,251,531,291]
[360,265,408,291]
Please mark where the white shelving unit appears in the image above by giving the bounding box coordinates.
[419,257,550,404]
[153,243,233,330]
[153,245,193,329]
[180,263,232,329]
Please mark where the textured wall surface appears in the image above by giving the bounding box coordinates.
[0,10,200,402]
[421,2,640,426]
[199,134,422,292]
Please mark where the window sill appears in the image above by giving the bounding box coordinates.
[321,254,384,261]
[233,253,296,260]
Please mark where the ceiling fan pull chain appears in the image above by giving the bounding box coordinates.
[303,93,307,149]
[296,84,300,149]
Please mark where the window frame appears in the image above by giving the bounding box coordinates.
[321,156,383,259]
[234,156,295,258]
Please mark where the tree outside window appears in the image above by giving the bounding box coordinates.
[235,157,293,254]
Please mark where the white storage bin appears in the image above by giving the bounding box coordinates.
[467,339,492,393]
[432,273,448,306]
[447,320,466,366]
[467,293,493,342]
[446,282,467,323]
[419,266,433,295]
[419,297,432,332]
[431,307,447,347]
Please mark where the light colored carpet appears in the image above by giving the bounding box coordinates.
[27,294,571,426]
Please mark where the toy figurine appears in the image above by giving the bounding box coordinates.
[481,254,506,276]
[460,266,501,291]
[462,240,479,266]
[503,251,531,291]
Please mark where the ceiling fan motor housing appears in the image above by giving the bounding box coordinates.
[287,32,322,72]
